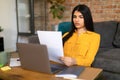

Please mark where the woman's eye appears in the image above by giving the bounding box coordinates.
[79,15,83,18]
[73,15,76,18]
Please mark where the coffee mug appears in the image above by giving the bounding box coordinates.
[0,51,8,67]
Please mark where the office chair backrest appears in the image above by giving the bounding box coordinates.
[28,35,40,44]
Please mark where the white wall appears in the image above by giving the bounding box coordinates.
[0,0,17,52]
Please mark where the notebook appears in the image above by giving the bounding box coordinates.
[37,31,64,63]
[55,66,85,79]
[17,43,67,74]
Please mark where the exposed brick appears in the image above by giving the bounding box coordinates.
[94,10,103,13]
[74,0,80,2]
[80,0,90,2]
[114,10,120,13]
[46,0,120,29]
[103,5,117,8]
[65,0,72,3]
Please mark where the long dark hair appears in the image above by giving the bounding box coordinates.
[63,4,94,46]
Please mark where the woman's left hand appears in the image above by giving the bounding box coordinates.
[60,57,76,66]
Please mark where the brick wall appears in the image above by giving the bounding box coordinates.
[47,0,120,30]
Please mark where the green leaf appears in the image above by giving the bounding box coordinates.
[49,2,65,19]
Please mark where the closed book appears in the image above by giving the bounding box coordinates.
[55,66,85,79]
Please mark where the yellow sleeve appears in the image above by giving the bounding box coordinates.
[76,34,100,66]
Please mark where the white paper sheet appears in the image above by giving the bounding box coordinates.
[37,31,64,63]
[9,58,21,67]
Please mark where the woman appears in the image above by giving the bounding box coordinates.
[60,4,100,67]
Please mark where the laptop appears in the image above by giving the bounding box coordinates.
[17,43,67,74]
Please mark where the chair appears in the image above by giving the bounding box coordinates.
[58,22,72,35]
[28,35,40,44]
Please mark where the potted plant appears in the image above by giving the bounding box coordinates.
[47,0,66,19]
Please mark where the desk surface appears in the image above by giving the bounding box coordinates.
[1,66,102,80]
[2,52,102,80]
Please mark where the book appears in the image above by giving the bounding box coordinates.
[55,66,85,79]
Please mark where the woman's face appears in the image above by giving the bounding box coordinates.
[73,11,85,29]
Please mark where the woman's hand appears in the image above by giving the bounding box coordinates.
[60,57,76,66]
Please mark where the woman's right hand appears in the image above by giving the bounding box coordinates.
[59,57,76,66]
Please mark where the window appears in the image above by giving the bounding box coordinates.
[16,0,47,43]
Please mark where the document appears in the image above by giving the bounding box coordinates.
[37,31,64,63]
[9,58,21,67]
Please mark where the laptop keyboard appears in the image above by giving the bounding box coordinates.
[51,67,61,73]
[57,66,85,74]
[50,64,67,73]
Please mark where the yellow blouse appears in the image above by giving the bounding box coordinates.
[63,31,100,66]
